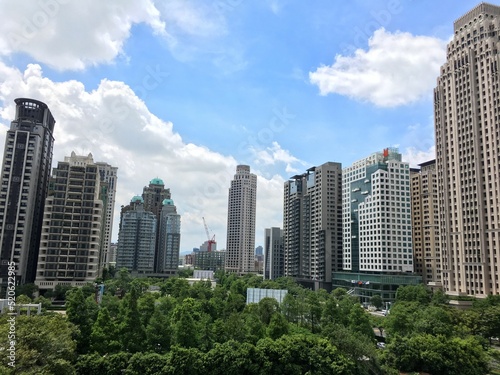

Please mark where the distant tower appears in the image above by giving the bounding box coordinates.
[116,196,156,275]
[142,178,171,272]
[435,3,500,296]
[283,162,343,289]
[0,98,55,289]
[96,162,118,272]
[411,160,441,288]
[157,199,181,276]
[225,165,257,274]
[264,227,284,280]
[35,152,104,290]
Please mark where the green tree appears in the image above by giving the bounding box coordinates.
[348,303,375,340]
[66,288,99,354]
[125,352,168,375]
[146,308,172,352]
[395,284,432,305]
[258,297,280,325]
[322,323,382,375]
[90,307,120,354]
[205,340,261,375]
[371,294,383,309]
[163,346,205,375]
[0,314,77,374]
[171,298,202,348]
[15,283,38,299]
[382,334,488,375]
[54,283,74,300]
[119,283,146,353]
[267,312,289,340]
[258,335,355,375]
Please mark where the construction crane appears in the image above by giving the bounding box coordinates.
[202,217,216,252]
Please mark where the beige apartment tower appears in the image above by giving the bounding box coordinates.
[411,161,441,287]
[225,165,257,275]
[434,3,500,297]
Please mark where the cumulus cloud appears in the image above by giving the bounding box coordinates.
[309,28,447,107]
[0,63,284,249]
[0,0,166,70]
[251,141,307,175]
[403,146,435,168]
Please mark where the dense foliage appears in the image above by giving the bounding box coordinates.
[0,274,498,374]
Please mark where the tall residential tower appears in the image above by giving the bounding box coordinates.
[225,165,257,274]
[283,162,343,290]
[35,152,105,290]
[434,3,500,296]
[0,98,55,289]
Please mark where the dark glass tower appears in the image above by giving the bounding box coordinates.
[0,98,55,289]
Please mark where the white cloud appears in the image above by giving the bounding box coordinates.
[0,0,166,70]
[251,141,306,175]
[0,63,283,249]
[403,146,435,168]
[309,28,447,107]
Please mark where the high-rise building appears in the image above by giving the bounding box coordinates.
[225,165,257,275]
[142,178,171,272]
[434,3,500,296]
[194,250,226,271]
[35,152,104,290]
[342,148,412,273]
[411,160,441,287]
[157,199,181,276]
[283,162,343,289]
[264,227,284,280]
[96,162,118,271]
[116,196,156,275]
[0,98,55,289]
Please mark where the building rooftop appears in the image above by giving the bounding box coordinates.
[150,177,164,185]
[131,195,144,203]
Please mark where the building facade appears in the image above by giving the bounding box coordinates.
[96,162,118,271]
[225,165,257,274]
[411,160,441,287]
[283,162,343,290]
[263,227,284,280]
[116,196,156,275]
[35,152,104,290]
[142,178,171,273]
[157,199,181,276]
[434,3,500,296]
[342,148,413,273]
[0,98,56,289]
[194,250,226,271]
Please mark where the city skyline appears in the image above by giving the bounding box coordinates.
[0,1,494,250]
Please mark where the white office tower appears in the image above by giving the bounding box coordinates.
[225,165,257,274]
[343,148,413,273]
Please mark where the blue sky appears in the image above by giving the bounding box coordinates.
[0,0,490,251]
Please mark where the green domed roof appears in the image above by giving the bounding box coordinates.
[131,195,144,203]
[162,199,174,205]
[150,177,164,185]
